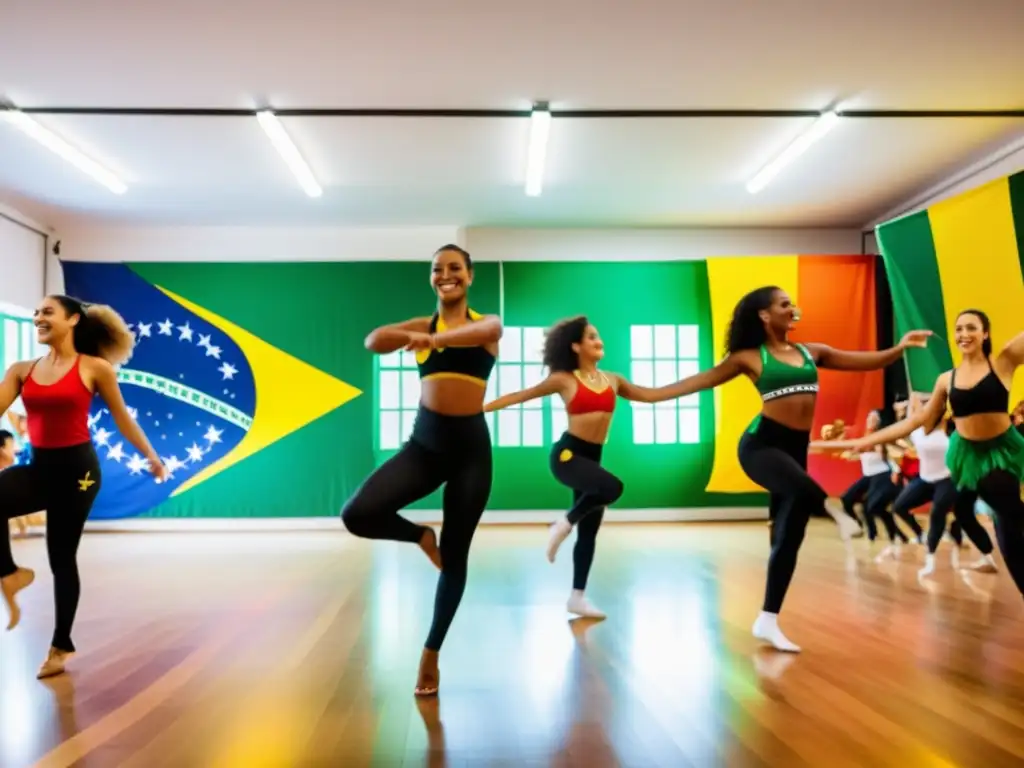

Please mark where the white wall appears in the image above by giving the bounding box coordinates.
[53,224,864,286]
[0,207,47,311]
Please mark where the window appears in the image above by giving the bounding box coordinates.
[0,308,45,436]
[374,326,548,450]
[492,326,546,447]
[376,350,422,450]
[628,324,700,445]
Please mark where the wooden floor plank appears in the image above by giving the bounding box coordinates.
[2,521,1022,767]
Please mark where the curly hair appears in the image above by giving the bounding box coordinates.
[724,285,781,355]
[49,295,136,366]
[542,315,589,373]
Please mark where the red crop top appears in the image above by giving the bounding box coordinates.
[20,357,95,448]
[566,371,617,415]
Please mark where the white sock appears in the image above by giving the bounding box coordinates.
[567,590,606,619]
[918,553,936,577]
[546,518,573,563]
[825,501,862,541]
[752,611,800,653]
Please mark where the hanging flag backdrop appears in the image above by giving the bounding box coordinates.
[876,169,1024,408]
[61,255,878,519]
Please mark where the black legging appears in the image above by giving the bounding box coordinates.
[864,473,913,543]
[0,442,101,652]
[892,476,994,554]
[549,432,624,590]
[839,475,871,525]
[738,416,824,614]
[956,469,1024,596]
[341,406,492,650]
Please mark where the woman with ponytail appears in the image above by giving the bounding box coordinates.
[0,294,167,679]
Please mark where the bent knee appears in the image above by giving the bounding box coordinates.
[340,498,370,533]
[600,476,625,505]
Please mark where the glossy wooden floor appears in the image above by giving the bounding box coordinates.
[2,521,1023,767]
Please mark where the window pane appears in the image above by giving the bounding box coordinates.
[551,398,569,441]
[679,408,700,444]
[523,327,545,364]
[523,363,544,389]
[499,364,523,397]
[497,410,521,447]
[678,325,699,359]
[378,370,401,409]
[631,360,654,387]
[401,370,421,409]
[677,359,700,406]
[19,322,32,361]
[654,360,677,386]
[655,406,678,444]
[400,351,418,369]
[484,412,495,438]
[379,411,401,450]
[485,375,497,403]
[632,403,655,444]
[630,325,653,359]
[522,409,543,447]
[653,325,676,359]
[401,409,417,444]
[500,326,523,363]
[379,351,402,369]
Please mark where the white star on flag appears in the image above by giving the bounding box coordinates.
[218,362,237,380]
[177,322,193,342]
[205,345,221,359]
[93,427,113,447]
[186,442,206,462]
[126,453,149,475]
[137,322,152,338]
[204,425,223,445]
[197,333,212,349]
[158,319,173,336]
[107,442,126,462]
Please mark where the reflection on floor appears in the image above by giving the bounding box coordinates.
[2,520,1022,767]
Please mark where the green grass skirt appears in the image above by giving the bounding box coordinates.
[947,427,1024,491]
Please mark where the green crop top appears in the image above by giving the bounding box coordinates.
[756,344,819,402]
[415,308,496,386]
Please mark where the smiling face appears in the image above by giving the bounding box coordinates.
[865,410,881,432]
[430,248,472,305]
[954,312,988,356]
[758,289,800,336]
[572,324,605,364]
[34,296,78,347]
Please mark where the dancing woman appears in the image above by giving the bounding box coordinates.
[484,317,673,619]
[341,245,501,696]
[653,286,929,651]
[817,310,1023,596]
[0,295,167,678]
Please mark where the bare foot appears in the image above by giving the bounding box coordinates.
[419,527,442,570]
[2,567,35,630]
[37,647,73,679]
[415,649,440,696]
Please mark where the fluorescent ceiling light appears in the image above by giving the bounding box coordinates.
[525,105,551,197]
[746,110,841,195]
[255,110,322,198]
[1,109,127,194]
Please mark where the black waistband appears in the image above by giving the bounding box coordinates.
[410,405,490,454]
[554,431,604,461]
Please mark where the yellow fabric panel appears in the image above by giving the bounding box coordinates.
[704,256,800,493]
[929,177,1024,410]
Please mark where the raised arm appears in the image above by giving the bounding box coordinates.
[615,354,750,404]
[803,330,931,372]
[484,373,567,412]
[364,317,432,354]
[91,359,165,478]
[996,330,1024,371]
[816,373,949,451]
[433,314,503,348]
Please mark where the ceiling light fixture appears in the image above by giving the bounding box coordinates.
[255,110,322,198]
[746,110,841,195]
[525,103,552,197]
[1,108,127,194]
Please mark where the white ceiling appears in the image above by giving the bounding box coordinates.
[1,0,1022,230]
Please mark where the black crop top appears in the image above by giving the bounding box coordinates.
[415,308,496,385]
[948,360,1010,418]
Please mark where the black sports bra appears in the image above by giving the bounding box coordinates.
[415,308,496,386]
[948,359,1009,418]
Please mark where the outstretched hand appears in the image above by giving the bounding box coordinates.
[899,330,933,349]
